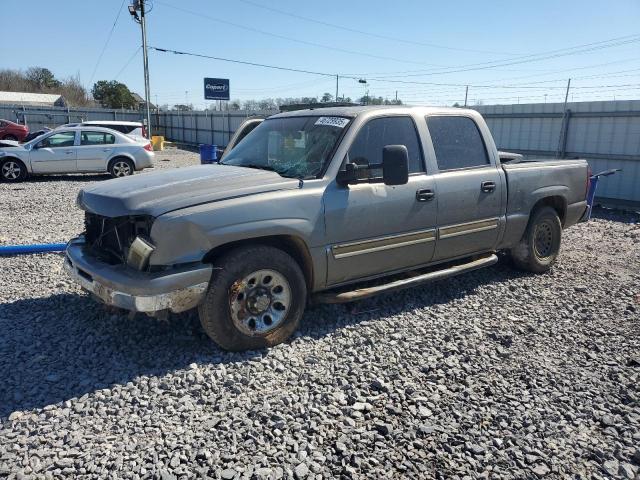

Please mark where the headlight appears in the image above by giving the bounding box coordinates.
[127,236,155,271]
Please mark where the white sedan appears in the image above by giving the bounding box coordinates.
[0,127,154,182]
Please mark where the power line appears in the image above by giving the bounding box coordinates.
[365,36,640,79]
[88,0,127,85]
[346,34,640,78]
[154,0,445,67]
[114,46,142,79]
[150,45,640,93]
[237,0,521,56]
[150,46,336,77]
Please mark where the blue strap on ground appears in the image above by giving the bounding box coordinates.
[0,243,67,255]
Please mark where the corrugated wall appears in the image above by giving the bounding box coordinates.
[474,100,640,206]
[2,101,638,205]
[0,104,275,149]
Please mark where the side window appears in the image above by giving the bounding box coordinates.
[348,116,424,174]
[81,131,115,146]
[39,131,76,148]
[426,116,489,170]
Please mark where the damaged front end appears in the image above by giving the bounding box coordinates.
[84,212,155,270]
[64,212,212,314]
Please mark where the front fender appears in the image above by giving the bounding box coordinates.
[148,187,325,266]
[150,217,315,266]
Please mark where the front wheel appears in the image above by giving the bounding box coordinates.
[198,246,307,351]
[109,158,134,178]
[510,206,562,273]
[1,159,27,182]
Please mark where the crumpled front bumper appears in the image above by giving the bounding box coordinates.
[64,237,212,313]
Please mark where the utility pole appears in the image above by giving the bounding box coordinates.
[464,85,468,107]
[395,90,398,102]
[128,0,152,138]
[335,75,339,102]
[562,78,571,107]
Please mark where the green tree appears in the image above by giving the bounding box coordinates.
[92,80,137,109]
[25,67,61,89]
[321,92,333,103]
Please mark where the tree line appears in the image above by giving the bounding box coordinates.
[0,67,91,106]
[0,67,405,111]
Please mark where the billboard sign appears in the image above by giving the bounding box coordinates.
[204,78,230,100]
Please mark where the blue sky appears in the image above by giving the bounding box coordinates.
[2,0,639,108]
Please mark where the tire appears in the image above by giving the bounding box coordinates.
[3,135,17,141]
[198,245,307,351]
[0,158,27,182]
[108,157,135,178]
[510,206,562,273]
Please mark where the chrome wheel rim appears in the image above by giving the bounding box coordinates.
[2,161,21,180]
[229,269,291,336]
[112,161,132,177]
[534,222,554,258]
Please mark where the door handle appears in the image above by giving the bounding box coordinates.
[481,181,496,193]
[416,189,435,202]
[102,148,112,152]
[64,150,74,154]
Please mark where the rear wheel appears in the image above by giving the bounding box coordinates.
[109,158,134,178]
[198,246,307,351]
[1,159,27,182]
[510,206,562,273]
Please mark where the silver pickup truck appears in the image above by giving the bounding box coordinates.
[65,106,590,351]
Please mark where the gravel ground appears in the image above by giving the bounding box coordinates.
[0,152,639,479]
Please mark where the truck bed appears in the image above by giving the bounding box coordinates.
[499,158,589,247]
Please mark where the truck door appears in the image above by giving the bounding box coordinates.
[425,115,504,261]
[324,115,438,286]
[29,131,78,173]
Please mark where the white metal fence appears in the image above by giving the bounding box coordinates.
[474,100,640,207]
[2,101,638,206]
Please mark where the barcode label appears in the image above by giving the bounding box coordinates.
[315,116,350,128]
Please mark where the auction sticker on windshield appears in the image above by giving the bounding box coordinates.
[315,117,350,128]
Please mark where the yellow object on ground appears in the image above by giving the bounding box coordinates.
[151,135,165,151]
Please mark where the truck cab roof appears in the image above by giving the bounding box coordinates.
[270,105,479,119]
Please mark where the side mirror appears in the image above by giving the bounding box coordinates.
[382,145,409,186]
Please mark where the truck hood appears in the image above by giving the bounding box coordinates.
[78,164,301,217]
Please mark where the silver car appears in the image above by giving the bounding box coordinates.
[0,126,154,182]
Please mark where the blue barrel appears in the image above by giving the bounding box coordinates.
[199,144,218,164]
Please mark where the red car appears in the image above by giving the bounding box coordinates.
[0,119,29,142]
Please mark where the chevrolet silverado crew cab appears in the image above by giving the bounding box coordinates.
[65,106,590,351]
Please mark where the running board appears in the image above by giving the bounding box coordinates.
[313,254,498,304]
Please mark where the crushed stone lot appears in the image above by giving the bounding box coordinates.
[0,149,639,479]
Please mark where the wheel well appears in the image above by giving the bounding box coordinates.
[202,235,314,290]
[108,156,134,169]
[532,196,567,225]
[0,157,27,170]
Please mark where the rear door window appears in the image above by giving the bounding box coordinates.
[426,116,489,170]
[81,131,116,145]
[348,116,425,174]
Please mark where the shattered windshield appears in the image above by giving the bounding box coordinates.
[221,116,350,179]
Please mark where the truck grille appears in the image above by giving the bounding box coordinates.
[84,213,153,264]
